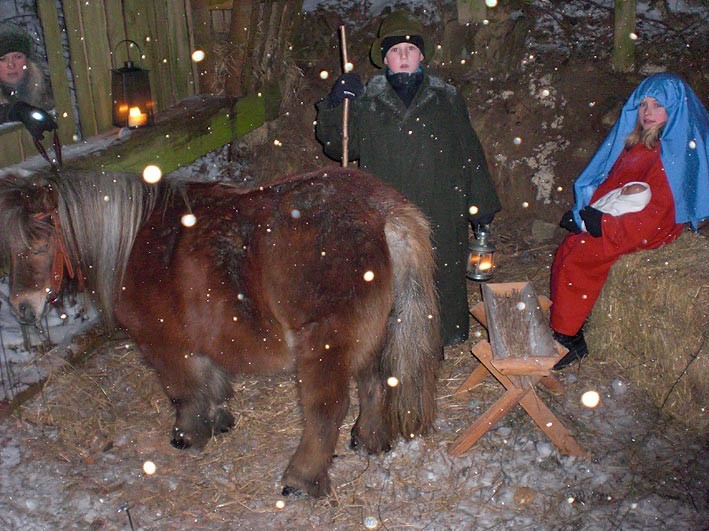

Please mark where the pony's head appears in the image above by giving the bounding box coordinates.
[0,172,60,324]
[1,170,160,327]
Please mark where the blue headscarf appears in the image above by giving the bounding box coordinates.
[572,73,709,230]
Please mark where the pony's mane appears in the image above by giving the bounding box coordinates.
[0,170,162,326]
[54,171,161,324]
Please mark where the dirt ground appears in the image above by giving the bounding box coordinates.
[1,3,708,530]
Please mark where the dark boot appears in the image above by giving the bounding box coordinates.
[552,330,588,370]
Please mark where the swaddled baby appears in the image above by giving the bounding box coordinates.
[581,181,651,232]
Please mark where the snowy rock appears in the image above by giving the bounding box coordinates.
[536,442,553,459]
[496,426,513,437]
[0,443,21,467]
[611,379,628,396]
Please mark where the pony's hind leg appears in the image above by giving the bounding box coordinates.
[282,325,351,498]
[351,360,393,454]
[147,350,234,450]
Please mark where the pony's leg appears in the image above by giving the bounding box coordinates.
[144,347,234,450]
[282,326,351,498]
[351,361,393,454]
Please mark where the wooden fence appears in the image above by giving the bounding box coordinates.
[0,0,197,168]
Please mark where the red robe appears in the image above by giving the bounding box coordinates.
[550,143,683,335]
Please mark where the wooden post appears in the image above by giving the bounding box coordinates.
[613,0,637,72]
[224,0,254,98]
[339,25,350,168]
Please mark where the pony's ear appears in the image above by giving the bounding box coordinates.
[0,173,58,249]
[26,178,59,216]
[0,173,55,215]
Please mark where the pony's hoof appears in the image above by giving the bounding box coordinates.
[282,469,331,498]
[171,437,191,450]
[281,485,304,497]
[171,427,206,450]
[350,430,391,454]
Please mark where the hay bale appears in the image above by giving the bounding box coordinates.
[587,230,708,432]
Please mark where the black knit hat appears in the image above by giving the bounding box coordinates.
[380,35,425,62]
[370,10,434,68]
[0,26,33,58]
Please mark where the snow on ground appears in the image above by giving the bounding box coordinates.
[0,283,97,402]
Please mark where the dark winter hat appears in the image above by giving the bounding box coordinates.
[370,10,434,68]
[0,26,33,58]
[380,35,425,61]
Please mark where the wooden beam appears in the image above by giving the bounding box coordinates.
[56,93,272,174]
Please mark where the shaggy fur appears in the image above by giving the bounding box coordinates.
[0,167,441,497]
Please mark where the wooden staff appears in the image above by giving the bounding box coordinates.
[339,25,350,168]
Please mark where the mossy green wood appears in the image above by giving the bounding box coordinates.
[36,0,77,145]
[63,93,270,174]
[0,126,25,168]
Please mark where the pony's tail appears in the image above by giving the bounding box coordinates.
[381,203,441,439]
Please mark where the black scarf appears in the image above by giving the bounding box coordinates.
[386,69,423,108]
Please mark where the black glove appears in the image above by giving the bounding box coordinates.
[8,101,57,140]
[327,73,363,108]
[559,210,582,234]
[580,206,603,237]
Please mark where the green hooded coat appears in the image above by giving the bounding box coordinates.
[316,71,501,345]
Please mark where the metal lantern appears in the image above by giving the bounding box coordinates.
[466,224,496,282]
[111,40,154,128]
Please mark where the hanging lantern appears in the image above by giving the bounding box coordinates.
[111,40,154,129]
[467,224,496,282]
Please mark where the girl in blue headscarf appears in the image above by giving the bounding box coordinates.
[550,73,708,370]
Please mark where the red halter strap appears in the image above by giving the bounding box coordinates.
[32,211,82,301]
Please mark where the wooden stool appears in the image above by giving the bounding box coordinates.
[448,282,589,459]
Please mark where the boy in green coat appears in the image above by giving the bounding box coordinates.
[316,10,501,347]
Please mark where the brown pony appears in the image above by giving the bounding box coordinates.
[0,167,440,497]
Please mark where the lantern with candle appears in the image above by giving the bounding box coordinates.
[466,224,496,282]
[111,40,154,129]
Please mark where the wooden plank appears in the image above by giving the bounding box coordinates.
[452,364,490,396]
[470,301,487,328]
[165,0,196,102]
[122,1,160,112]
[492,357,558,375]
[190,0,216,94]
[449,385,529,456]
[36,0,78,145]
[62,0,99,136]
[103,1,126,70]
[140,0,171,114]
[519,392,590,458]
[77,1,113,132]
